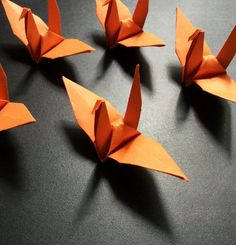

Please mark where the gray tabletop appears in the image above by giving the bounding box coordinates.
[0,0,235,244]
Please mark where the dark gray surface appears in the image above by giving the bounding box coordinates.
[0,0,236,244]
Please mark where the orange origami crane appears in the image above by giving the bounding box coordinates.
[63,65,187,180]
[96,0,165,48]
[1,0,95,63]
[0,65,36,131]
[176,8,236,102]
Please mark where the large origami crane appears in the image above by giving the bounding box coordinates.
[96,0,165,48]
[176,8,236,102]
[63,65,187,180]
[2,0,95,63]
[0,65,36,131]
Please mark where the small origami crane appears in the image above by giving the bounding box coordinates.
[96,0,165,48]
[176,8,236,102]
[1,0,95,63]
[0,65,36,131]
[63,65,187,180]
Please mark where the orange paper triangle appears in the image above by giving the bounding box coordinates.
[0,65,36,131]
[96,0,165,48]
[2,0,95,63]
[63,65,188,180]
[176,8,236,102]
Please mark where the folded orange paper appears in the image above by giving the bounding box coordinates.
[176,8,236,102]
[63,65,187,180]
[2,0,95,63]
[96,0,165,48]
[0,65,36,131]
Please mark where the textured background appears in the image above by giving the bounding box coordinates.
[0,0,236,244]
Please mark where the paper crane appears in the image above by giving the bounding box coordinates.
[63,65,187,180]
[0,65,36,131]
[1,0,95,63]
[176,8,236,102]
[96,0,165,48]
